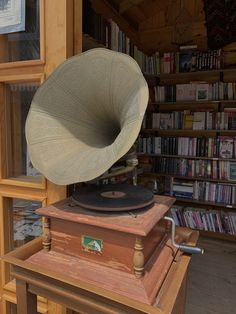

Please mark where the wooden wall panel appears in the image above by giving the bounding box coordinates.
[139,0,207,53]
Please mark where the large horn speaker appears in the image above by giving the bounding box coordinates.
[26,48,149,185]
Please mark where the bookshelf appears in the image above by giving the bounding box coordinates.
[138,76,236,241]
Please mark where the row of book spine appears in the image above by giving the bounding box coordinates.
[153,157,236,181]
[154,82,236,102]
[138,49,223,74]
[137,136,236,159]
[168,180,236,205]
[145,110,236,130]
[161,49,222,74]
[170,205,236,235]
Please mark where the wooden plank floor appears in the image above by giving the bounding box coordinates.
[185,236,236,314]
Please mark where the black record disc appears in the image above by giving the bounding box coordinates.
[72,183,154,211]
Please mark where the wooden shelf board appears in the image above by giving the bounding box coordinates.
[159,71,220,84]
[146,68,236,83]
[150,100,221,106]
[141,129,236,134]
[158,69,220,79]
[145,173,236,184]
[175,175,236,184]
[146,70,218,82]
[138,153,236,161]
[149,99,236,106]
[145,68,236,85]
[219,99,236,103]
[144,75,159,86]
[175,197,236,210]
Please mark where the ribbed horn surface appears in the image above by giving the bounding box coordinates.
[26,48,149,185]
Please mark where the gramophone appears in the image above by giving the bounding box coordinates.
[25,48,203,305]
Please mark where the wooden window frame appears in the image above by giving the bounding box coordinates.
[0,0,46,69]
[0,1,79,313]
[0,74,46,190]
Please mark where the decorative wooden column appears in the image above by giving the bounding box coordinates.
[42,217,51,251]
[133,236,144,278]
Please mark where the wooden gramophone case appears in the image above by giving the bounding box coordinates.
[25,195,183,305]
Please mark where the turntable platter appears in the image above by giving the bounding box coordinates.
[72,183,154,211]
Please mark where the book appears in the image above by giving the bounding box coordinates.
[196,84,209,101]
[170,205,236,234]
[224,107,236,130]
[179,52,193,72]
[184,114,193,129]
[160,113,173,129]
[152,113,160,128]
[193,112,206,130]
[176,84,196,101]
[229,162,236,181]
[179,45,198,50]
[154,137,161,154]
[219,137,234,158]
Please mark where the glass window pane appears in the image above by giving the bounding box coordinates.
[7,81,41,179]
[13,198,42,248]
[0,0,40,62]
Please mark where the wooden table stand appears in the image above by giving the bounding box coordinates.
[4,195,199,314]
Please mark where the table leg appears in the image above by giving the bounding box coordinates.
[16,279,37,314]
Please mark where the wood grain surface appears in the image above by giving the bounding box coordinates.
[36,195,175,236]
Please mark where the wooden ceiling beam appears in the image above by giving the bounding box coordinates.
[119,0,145,14]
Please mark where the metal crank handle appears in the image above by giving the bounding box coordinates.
[178,243,204,254]
[164,216,204,255]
